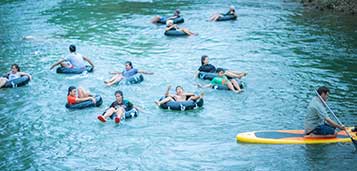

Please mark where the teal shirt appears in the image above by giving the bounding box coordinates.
[304,96,329,133]
[211,76,229,85]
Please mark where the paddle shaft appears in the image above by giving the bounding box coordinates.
[315,90,357,150]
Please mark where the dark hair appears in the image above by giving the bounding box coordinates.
[69,45,76,52]
[176,86,183,91]
[175,9,180,15]
[68,86,76,96]
[125,61,133,68]
[216,68,225,73]
[317,86,329,95]
[11,64,20,72]
[201,55,208,65]
[114,90,123,97]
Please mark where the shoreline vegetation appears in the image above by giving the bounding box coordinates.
[300,0,357,14]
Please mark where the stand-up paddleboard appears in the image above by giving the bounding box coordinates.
[236,127,357,144]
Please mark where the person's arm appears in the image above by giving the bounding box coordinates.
[164,85,171,97]
[50,59,66,70]
[196,83,212,88]
[194,71,200,78]
[165,25,175,31]
[138,70,154,75]
[18,72,32,80]
[83,56,95,68]
[325,117,345,130]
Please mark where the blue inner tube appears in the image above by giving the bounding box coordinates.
[122,74,144,85]
[164,30,188,36]
[212,79,245,90]
[65,95,103,109]
[2,76,30,88]
[217,15,237,21]
[158,16,184,24]
[198,72,218,81]
[56,65,93,74]
[159,97,204,111]
[109,108,139,120]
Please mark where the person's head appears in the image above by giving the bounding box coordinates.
[67,86,76,96]
[175,86,184,95]
[317,86,330,102]
[174,9,180,16]
[69,45,76,53]
[229,5,235,11]
[125,61,133,70]
[216,68,225,76]
[11,64,20,73]
[201,55,209,65]
[166,20,174,26]
[114,90,124,103]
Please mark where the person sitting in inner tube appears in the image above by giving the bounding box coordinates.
[151,9,181,24]
[165,20,196,36]
[104,61,154,86]
[0,64,32,88]
[155,85,204,106]
[195,55,247,79]
[67,86,96,105]
[97,90,137,124]
[50,45,95,71]
[210,5,238,21]
[197,68,242,93]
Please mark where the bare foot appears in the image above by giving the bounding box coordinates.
[154,101,160,106]
[200,92,205,98]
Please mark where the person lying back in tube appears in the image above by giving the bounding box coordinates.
[0,64,32,88]
[155,85,204,106]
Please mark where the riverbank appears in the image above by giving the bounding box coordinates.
[301,0,357,14]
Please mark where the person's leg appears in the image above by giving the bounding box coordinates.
[155,96,174,106]
[230,79,241,92]
[0,78,8,88]
[151,16,161,23]
[106,75,124,86]
[311,124,337,137]
[114,107,125,123]
[77,87,90,98]
[97,107,116,122]
[226,82,239,93]
[180,28,194,36]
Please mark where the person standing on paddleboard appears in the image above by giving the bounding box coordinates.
[304,86,346,137]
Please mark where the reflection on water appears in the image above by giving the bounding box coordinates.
[0,0,356,170]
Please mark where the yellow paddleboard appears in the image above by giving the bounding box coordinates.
[236,127,357,144]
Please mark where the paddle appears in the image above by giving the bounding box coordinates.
[315,90,357,151]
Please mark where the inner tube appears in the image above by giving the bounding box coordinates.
[56,65,93,74]
[122,74,144,85]
[158,16,184,24]
[2,76,30,88]
[164,30,188,36]
[217,15,237,21]
[109,108,139,120]
[159,97,204,111]
[65,95,103,109]
[198,72,218,81]
[212,79,245,90]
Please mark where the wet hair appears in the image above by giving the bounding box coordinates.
[176,86,183,91]
[216,68,225,73]
[114,90,123,97]
[68,86,76,96]
[11,64,20,72]
[201,55,208,65]
[175,9,180,15]
[317,86,330,95]
[69,45,76,52]
[125,61,133,68]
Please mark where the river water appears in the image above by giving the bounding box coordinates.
[0,0,356,170]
